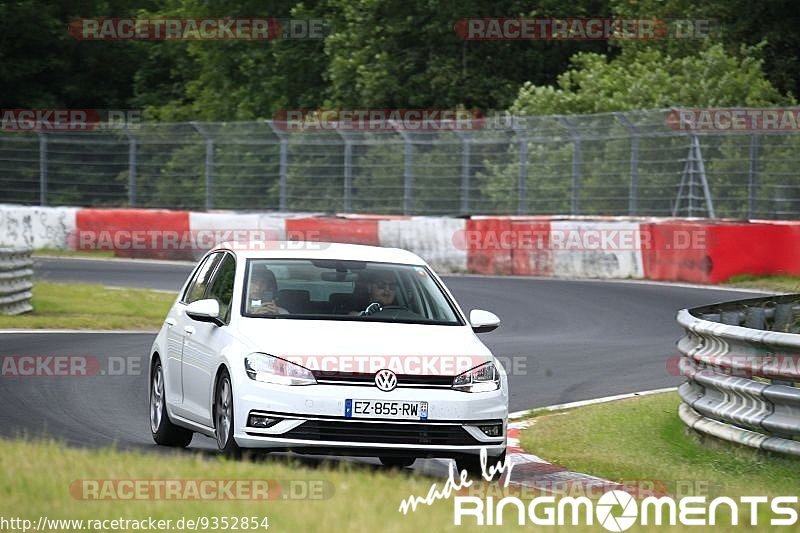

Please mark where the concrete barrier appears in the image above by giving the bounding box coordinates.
[4,203,800,284]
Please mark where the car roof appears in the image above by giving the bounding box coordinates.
[210,241,428,266]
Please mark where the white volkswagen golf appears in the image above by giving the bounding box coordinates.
[149,241,508,472]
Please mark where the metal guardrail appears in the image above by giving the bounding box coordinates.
[0,247,33,315]
[677,294,800,456]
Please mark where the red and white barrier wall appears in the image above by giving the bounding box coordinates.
[3,204,800,284]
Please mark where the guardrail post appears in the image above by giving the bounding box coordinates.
[38,133,48,206]
[748,134,760,219]
[191,122,215,210]
[615,113,640,216]
[559,117,581,215]
[123,125,137,206]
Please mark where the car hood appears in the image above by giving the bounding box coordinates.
[234,318,493,375]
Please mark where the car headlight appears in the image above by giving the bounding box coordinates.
[244,353,316,386]
[452,362,500,393]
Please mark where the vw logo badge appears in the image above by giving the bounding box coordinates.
[374,369,397,392]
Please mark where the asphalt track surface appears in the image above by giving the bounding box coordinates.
[0,256,763,471]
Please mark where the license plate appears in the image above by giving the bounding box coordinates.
[345,399,428,420]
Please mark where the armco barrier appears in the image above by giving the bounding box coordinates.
[677,295,800,456]
[0,247,33,315]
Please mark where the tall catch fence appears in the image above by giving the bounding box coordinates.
[2,109,799,218]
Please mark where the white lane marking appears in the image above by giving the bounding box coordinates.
[35,255,194,266]
[509,387,678,419]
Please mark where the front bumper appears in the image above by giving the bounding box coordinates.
[233,378,508,458]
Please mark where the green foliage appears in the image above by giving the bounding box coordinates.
[511,44,794,115]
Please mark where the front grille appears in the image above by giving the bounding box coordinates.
[282,419,481,446]
[313,371,453,388]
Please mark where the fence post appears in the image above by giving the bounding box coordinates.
[266,121,288,211]
[123,125,137,206]
[615,113,639,216]
[337,131,353,212]
[559,117,581,215]
[456,131,471,214]
[748,134,760,219]
[191,122,214,210]
[391,121,414,215]
[38,132,48,206]
[513,119,528,215]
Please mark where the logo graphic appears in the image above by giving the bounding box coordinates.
[374,369,398,392]
[596,490,638,531]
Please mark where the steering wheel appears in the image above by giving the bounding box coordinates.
[360,303,407,316]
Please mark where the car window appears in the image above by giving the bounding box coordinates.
[242,259,462,325]
[183,252,223,304]
[206,253,236,323]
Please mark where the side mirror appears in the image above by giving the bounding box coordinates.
[185,299,223,326]
[470,309,500,333]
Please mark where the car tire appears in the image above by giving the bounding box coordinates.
[455,450,507,481]
[150,360,193,447]
[214,370,242,458]
[379,456,416,468]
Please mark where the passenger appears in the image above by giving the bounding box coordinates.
[247,268,289,315]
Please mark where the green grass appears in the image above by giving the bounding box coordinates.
[725,274,800,294]
[0,438,485,533]
[33,248,116,258]
[0,282,175,330]
[519,392,800,498]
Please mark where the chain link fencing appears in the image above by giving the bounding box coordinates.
[2,109,799,218]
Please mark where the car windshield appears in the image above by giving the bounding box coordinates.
[242,259,461,325]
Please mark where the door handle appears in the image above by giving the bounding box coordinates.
[165,318,176,328]
[184,325,195,335]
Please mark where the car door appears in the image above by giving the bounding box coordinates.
[181,251,236,426]
[167,252,223,417]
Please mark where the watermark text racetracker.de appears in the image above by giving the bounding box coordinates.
[68,18,326,40]
[1,515,270,532]
[272,109,484,131]
[0,109,143,131]
[1,355,141,377]
[454,18,718,40]
[71,229,325,252]
[70,478,332,501]
[453,227,707,251]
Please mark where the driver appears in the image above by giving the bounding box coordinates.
[349,270,399,316]
[368,271,398,307]
[365,270,399,310]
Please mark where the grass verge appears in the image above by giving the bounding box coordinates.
[519,392,800,498]
[0,282,174,330]
[725,274,800,294]
[0,438,480,533]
